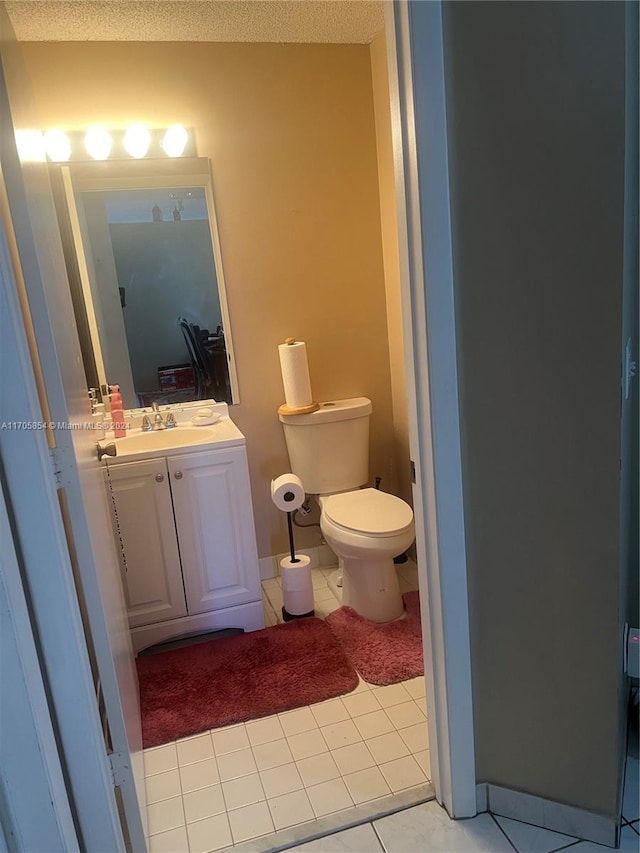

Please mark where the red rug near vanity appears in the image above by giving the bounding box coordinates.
[137,617,359,748]
[326,590,424,686]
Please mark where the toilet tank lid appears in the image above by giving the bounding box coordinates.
[278,397,372,425]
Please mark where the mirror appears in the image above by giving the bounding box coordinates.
[53,157,239,409]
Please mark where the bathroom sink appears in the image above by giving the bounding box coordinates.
[108,418,246,463]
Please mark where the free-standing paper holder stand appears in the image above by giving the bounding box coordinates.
[280,509,315,622]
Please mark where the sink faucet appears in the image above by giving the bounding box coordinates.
[151,402,166,430]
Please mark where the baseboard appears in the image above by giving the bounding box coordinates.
[259,544,337,580]
[476,783,488,813]
[484,783,618,848]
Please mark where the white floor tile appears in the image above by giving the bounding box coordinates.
[316,600,341,617]
[211,724,250,756]
[321,719,363,750]
[260,762,304,798]
[374,801,514,852]
[623,757,639,822]
[186,812,233,852]
[179,757,220,792]
[183,785,226,823]
[252,737,295,771]
[351,677,372,695]
[314,587,338,603]
[414,749,431,780]
[398,722,429,754]
[245,715,285,747]
[280,707,319,737]
[144,744,178,777]
[365,731,410,765]
[385,701,425,731]
[311,698,350,728]
[288,729,330,761]
[306,778,354,818]
[414,697,428,716]
[342,690,382,718]
[147,825,189,853]
[378,755,427,793]
[221,772,265,810]
[228,801,275,844]
[285,823,384,852]
[569,824,640,852]
[216,747,257,782]
[147,795,185,836]
[353,710,394,741]
[296,752,341,787]
[494,815,578,853]
[177,733,215,766]
[371,683,412,709]
[331,742,376,776]
[145,769,181,804]
[268,789,315,830]
[402,677,426,700]
[343,766,392,804]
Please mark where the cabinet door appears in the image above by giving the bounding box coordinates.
[168,448,261,616]
[105,458,187,627]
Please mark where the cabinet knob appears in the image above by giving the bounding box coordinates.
[155,473,164,483]
[174,471,183,480]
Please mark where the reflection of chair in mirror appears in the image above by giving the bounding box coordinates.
[177,317,231,403]
[177,317,210,400]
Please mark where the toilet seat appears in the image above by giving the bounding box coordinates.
[323,488,413,537]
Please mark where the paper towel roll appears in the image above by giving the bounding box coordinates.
[280,554,314,616]
[278,340,314,409]
[271,473,305,512]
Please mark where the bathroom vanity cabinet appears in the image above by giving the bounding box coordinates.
[105,437,264,653]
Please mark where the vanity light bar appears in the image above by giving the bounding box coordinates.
[35,125,196,163]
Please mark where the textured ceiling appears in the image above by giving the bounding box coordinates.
[5,1,385,43]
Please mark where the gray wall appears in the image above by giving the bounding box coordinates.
[442,1,626,816]
[110,221,222,393]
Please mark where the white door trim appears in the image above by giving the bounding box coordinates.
[0,179,126,849]
[0,478,79,851]
[386,0,477,817]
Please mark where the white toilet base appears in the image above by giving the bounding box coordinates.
[341,556,404,623]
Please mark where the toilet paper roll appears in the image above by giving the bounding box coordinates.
[280,554,314,616]
[271,473,305,512]
[278,340,314,409]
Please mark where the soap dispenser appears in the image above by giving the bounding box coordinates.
[109,384,127,438]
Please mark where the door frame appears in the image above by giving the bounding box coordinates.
[386,0,477,817]
[0,0,477,843]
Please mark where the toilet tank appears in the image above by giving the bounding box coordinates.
[279,397,372,495]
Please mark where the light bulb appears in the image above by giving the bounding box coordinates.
[162,125,188,157]
[15,129,45,163]
[123,124,151,159]
[44,129,71,162]
[85,126,112,160]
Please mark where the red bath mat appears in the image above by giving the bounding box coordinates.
[137,618,359,748]
[326,590,424,686]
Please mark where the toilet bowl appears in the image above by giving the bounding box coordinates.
[319,488,414,623]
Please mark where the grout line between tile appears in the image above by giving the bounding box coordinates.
[489,812,519,852]
[370,820,388,852]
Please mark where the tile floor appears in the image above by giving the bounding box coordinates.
[283,785,640,853]
[143,562,428,851]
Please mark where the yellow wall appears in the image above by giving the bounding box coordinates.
[20,41,399,557]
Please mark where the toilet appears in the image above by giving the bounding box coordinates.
[279,397,415,623]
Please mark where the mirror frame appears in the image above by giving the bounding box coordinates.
[54,156,240,407]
